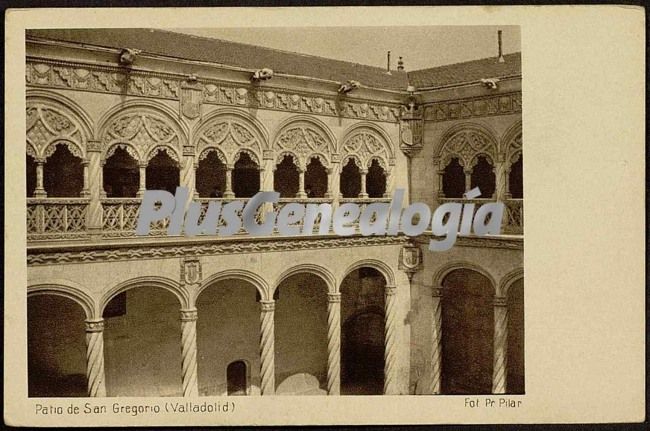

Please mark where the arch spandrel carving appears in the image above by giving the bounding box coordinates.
[340,125,394,170]
[26,105,87,160]
[273,121,336,169]
[196,118,263,166]
[438,125,499,169]
[100,111,182,163]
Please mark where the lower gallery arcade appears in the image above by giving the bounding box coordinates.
[27,263,524,397]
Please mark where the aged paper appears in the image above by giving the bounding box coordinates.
[4,6,645,426]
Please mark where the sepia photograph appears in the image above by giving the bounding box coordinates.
[5,5,645,427]
[24,25,523,399]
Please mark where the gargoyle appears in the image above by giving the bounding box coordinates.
[119,48,142,66]
[480,78,500,89]
[251,68,274,81]
[338,80,361,94]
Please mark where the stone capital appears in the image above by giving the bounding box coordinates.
[87,140,102,153]
[260,300,275,312]
[85,319,105,332]
[180,308,198,321]
[327,293,342,303]
[493,296,508,307]
[431,287,443,298]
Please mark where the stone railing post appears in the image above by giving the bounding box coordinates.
[430,286,443,394]
[492,296,508,394]
[259,300,276,395]
[180,308,199,397]
[85,319,106,397]
[383,284,399,394]
[326,293,341,395]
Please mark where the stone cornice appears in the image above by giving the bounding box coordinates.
[26,57,402,123]
[422,92,522,123]
[27,234,410,266]
[414,234,523,250]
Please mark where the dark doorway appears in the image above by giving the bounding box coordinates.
[442,157,465,198]
[366,159,386,198]
[274,155,299,198]
[470,156,496,198]
[340,159,361,198]
[43,143,84,197]
[146,151,179,194]
[227,360,248,395]
[233,153,260,198]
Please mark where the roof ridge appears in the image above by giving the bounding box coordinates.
[409,51,521,74]
[159,28,401,74]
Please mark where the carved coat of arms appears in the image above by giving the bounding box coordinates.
[180,82,203,120]
[181,258,202,285]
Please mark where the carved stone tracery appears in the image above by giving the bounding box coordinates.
[26,104,86,160]
[196,117,263,167]
[341,127,394,171]
[439,128,498,170]
[274,122,335,170]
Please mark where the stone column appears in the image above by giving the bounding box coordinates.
[326,293,341,395]
[383,167,394,198]
[261,150,275,192]
[383,284,399,394]
[492,296,508,394]
[85,319,106,397]
[495,155,507,201]
[324,168,334,199]
[259,300,276,395]
[180,146,196,201]
[224,164,235,198]
[137,163,147,197]
[296,167,307,198]
[180,308,199,397]
[359,169,369,198]
[81,161,90,197]
[436,169,445,199]
[430,286,443,394]
[34,158,47,198]
[330,157,341,210]
[86,142,103,235]
[464,168,472,193]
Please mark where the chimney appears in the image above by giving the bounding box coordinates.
[498,30,505,63]
[397,56,404,71]
[387,51,391,71]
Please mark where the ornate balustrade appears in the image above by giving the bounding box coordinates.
[26,196,522,241]
[27,198,90,240]
[438,198,523,235]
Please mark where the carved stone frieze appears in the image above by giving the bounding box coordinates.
[26,59,401,123]
[424,92,522,123]
[27,235,409,266]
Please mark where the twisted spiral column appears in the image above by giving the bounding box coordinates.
[180,308,199,397]
[492,296,508,394]
[86,148,103,233]
[383,284,399,394]
[495,156,508,201]
[180,155,196,202]
[430,287,443,394]
[259,300,276,395]
[326,293,341,395]
[85,319,106,397]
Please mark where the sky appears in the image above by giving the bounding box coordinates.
[173,26,520,71]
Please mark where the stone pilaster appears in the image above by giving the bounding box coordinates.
[259,300,276,395]
[492,296,508,394]
[326,293,341,395]
[383,284,399,394]
[430,287,443,394]
[85,319,106,397]
[180,308,199,397]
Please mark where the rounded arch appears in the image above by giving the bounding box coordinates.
[341,259,396,289]
[99,276,189,314]
[272,115,337,168]
[437,122,499,169]
[97,99,187,163]
[339,122,395,169]
[498,267,524,298]
[27,280,96,320]
[197,269,270,302]
[433,261,497,290]
[193,108,268,166]
[273,264,337,295]
[26,90,94,160]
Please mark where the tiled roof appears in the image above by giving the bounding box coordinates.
[407,52,521,89]
[26,28,409,91]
